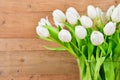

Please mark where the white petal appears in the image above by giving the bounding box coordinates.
[90,31,104,46]
[66,7,80,24]
[36,26,49,38]
[106,5,115,19]
[38,17,51,27]
[52,9,66,24]
[87,5,97,19]
[111,5,120,22]
[80,16,93,28]
[75,26,87,39]
[103,22,116,36]
[58,29,72,42]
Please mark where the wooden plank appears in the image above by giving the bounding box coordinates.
[0,0,66,13]
[0,74,79,80]
[0,51,78,76]
[0,39,60,51]
[0,12,53,38]
[65,0,120,13]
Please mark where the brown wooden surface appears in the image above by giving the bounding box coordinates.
[0,0,119,80]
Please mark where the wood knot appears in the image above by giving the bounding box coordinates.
[28,4,32,8]
[20,59,25,62]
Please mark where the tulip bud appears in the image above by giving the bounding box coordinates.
[111,4,120,22]
[103,22,116,36]
[58,29,72,42]
[106,5,115,19]
[90,31,104,46]
[75,26,87,39]
[66,7,80,24]
[52,9,66,27]
[38,17,51,27]
[96,7,103,17]
[80,16,93,28]
[87,5,97,19]
[36,26,49,38]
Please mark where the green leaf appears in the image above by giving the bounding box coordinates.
[103,57,115,80]
[44,46,66,51]
[94,57,105,80]
[36,35,53,42]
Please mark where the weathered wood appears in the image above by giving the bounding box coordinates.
[0,0,66,13]
[0,0,119,79]
[0,39,60,51]
[0,51,78,76]
[0,74,79,80]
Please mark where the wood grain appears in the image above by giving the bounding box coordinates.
[0,0,119,79]
[0,39,60,51]
[0,51,78,75]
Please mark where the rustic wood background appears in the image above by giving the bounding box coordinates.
[0,0,119,80]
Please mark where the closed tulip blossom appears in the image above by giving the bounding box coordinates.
[38,17,51,27]
[52,9,66,27]
[103,22,116,36]
[80,16,93,28]
[106,5,115,19]
[90,31,104,46]
[58,29,72,42]
[87,5,97,19]
[36,26,50,38]
[66,7,80,24]
[111,4,120,22]
[75,26,87,39]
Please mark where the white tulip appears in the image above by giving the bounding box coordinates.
[58,29,72,42]
[96,7,103,17]
[66,7,80,24]
[36,26,49,38]
[103,22,116,36]
[111,4,120,22]
[75,26,87,39]
[38,17,51,27]
[52,9,66,27]
[90,31,104,46]
[80,16,93,28]
[87,5,97,19]
[106,5,115,19]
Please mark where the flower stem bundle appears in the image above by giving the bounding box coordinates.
[36,4,120,80]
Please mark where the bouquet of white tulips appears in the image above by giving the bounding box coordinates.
[36,4,120,80]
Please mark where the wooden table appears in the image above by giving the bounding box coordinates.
[0,0,119,80]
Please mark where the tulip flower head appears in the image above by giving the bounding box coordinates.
[52,9,66,27]
[38,17,51,27]
[80,16,93,28]
[90,31,104,46]
[103,22,116,36]
[58,29,72,42]
[111,4,120,22]
[66,7,80,24]
[87,5,97,19]
[106,5,115,19]
[36,26,50,38]
[75,26,87,39]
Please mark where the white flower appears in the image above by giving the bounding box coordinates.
[106,5,115,19]
[87,5,103,19]
[75,26,87,39]
[80,16,93,28]
[58,29,72,42]
[36,26,49,38]
[96,7,103,17]
[38,17,51,27]
[103,22,116,36]
[52,9,66,27]
[87,5,97,19]
[66,7,80,24]
[90,31,104,46]
[111,4,120,22]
